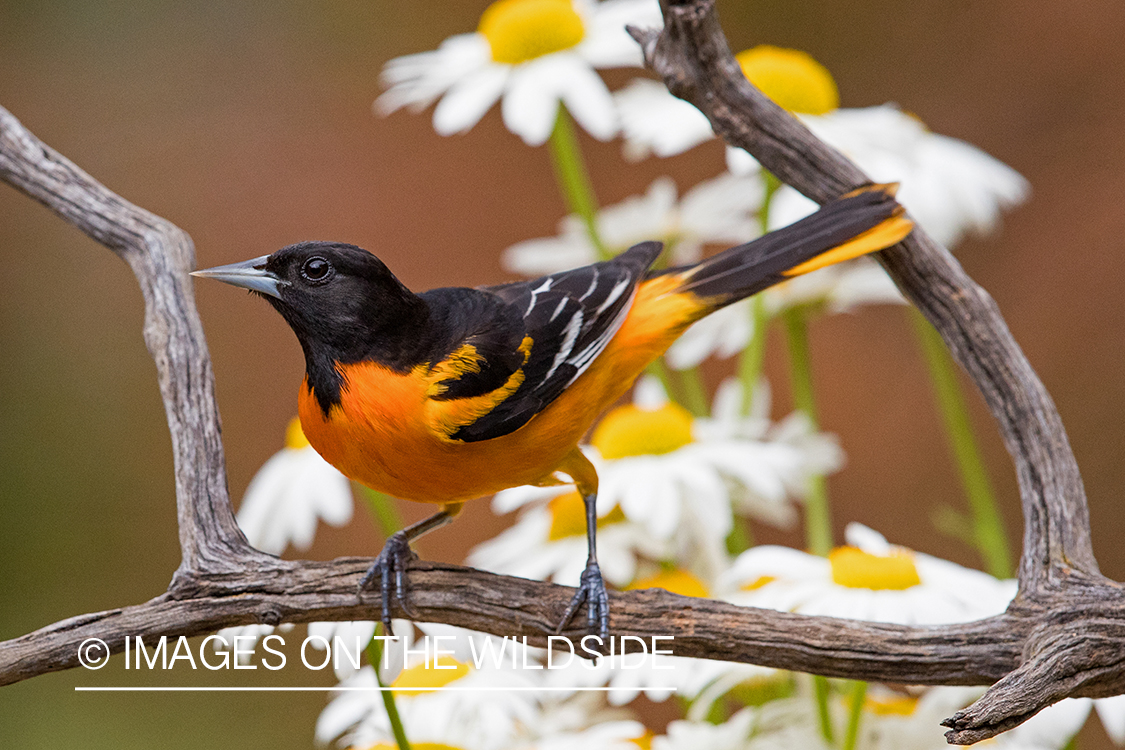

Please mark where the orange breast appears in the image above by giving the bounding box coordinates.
[298,274,708,505]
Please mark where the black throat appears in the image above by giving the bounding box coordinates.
[289,295,433,417]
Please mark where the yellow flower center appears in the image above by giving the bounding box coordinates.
[630,730,655,750]
[736,45,839,115]
[740,575,777,591]
[390,656,472,696]
[829,546,921,590]
[590,403,694,460]
[864,693,920,716]
[547,490,626,540]
[479,0,585,65]
[626,568,710,598]
[367,745,464,750]
[285,416,310,450]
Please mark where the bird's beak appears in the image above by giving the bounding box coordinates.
[190,255,287,299]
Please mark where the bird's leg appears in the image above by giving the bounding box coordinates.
[554,449,609,640]
[359,501,463,637]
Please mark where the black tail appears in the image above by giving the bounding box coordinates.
[669,183,912,308]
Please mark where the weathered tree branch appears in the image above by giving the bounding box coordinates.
[631,0,1125,742]
[1,3,1123,744]
[0,558,1028,688]
[0,105,266,577]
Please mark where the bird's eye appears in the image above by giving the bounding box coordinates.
[300,256,334,284]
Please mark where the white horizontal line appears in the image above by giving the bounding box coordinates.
[75,686,678,693]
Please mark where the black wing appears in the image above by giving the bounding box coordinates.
[419,285,530,402]
[448,241,663,442]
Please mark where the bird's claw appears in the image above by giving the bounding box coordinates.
[358,531,419,636]
[556,560,610,641]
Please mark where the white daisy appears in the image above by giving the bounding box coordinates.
[652,708,759,750]
[502,172,764,276]
[593,377,838,554]
[859,686,1100,750]
[664,209,905,371]
[664,298,756,371]
[653,681,859,750]
[721,523,1018,625]
[529,720,649,750]
[208,419,353,663]
[236,417,353,556]
[609,568,779,708]
[469,485,670,587]
[665,257,905,370]
[317,623,541,750]
[318,623,650,750]
[616,46,1029,247]
[479,377,840,583]
[497,561,778,711]
[376,0,662,146]
[306,619,378,680]
[527,690,640,738]
[616,78,717,161]
[764,105,1029,248]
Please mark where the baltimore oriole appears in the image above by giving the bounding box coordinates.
[194,183,912,638]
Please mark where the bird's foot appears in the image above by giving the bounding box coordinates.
[358,530,419,636]
[556,560,610,641]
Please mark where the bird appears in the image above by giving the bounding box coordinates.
[192,183,912,639]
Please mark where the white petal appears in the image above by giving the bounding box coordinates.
[614,79,715,158]
[556,55,619,140]
[491,484,568,514]
[679,172,764,244]
[502,58,564,146]
[578,0,662,68]
[376,34,491,115]
[236,450,296,553]
[824,260,905,312]
[724,145,761,176]
[502,216,596,275]
[433,64,509,135]
[665,301,753,369]
[1095,694,1125,745]
[597,176,677,248]
[1005,698,1092,749]
[633,374,669,409]
[766,185,819,230]
[844,523,891,554]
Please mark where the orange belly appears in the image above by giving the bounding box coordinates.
[298,275,707,504]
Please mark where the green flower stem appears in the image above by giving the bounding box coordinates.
[842,681,868,750]
[361,486,404,538]
[739,294,770,415]
[677,366,710,417]
[646,359,675,397]
[783,305,833,556]
[548,107,609,260]
[366,631,412,750]
[760,170,783,228]
[725,519,754,555]
[738,171,783,415]
[644,359,693,414]
[813,675,836,746]
[908,306,1012,578]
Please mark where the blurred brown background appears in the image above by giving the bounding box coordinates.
[2,0,1124,747]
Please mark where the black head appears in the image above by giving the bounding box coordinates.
[193,241,430,410]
